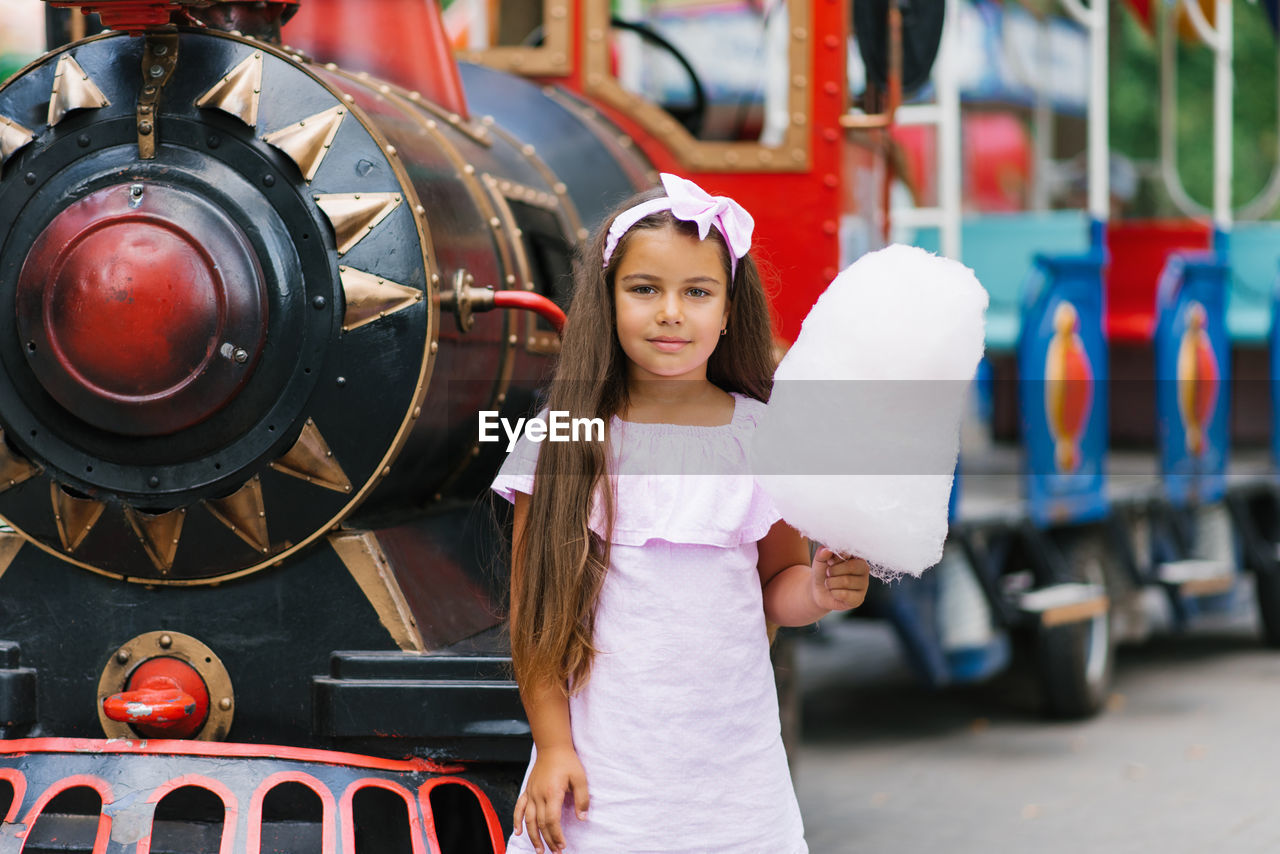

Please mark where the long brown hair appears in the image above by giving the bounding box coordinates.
[509,186,777,695]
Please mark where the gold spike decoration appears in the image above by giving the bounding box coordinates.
[196,51,263,128]
[0,531,23,583]
[0,116,35,165]
[0,430,40,493]
[313,193,402,255]
[262,105,346,183]
[47,53,111,127]
[51,484,105,553]
[124,506,186,574]
[204,476,270,553]
[330,531,425,651]
[338,266,423,332]
[270,418,353,493]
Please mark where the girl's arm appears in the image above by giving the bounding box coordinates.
[510,492,590,854]
[757,518,870,626]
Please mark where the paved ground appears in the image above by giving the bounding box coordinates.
[794,596,1280,854]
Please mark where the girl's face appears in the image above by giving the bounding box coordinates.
[613,223,730,385]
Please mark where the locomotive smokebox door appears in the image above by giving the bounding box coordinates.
[0,31,440,584]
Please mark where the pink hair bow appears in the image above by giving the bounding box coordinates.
[602,173,755,279]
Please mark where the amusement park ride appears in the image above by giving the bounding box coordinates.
[0,0,1277,850]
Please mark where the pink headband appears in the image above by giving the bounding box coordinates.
[602,173,755,280]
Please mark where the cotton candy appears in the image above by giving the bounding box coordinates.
[750,244,988,578]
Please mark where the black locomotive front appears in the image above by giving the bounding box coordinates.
[0,7,651,849]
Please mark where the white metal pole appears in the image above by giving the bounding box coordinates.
[1087,0,1109,222]
[939,0,962,260]
[1213,0,1233,230]
[1032,16,1053,212]
[1060,0,1108,222]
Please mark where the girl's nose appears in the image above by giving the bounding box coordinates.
[656,293,682,324]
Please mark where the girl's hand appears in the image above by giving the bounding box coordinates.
[811,546,871,612]
[513,744,589,853]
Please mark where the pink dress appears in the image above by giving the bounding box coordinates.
[493,393,807,854]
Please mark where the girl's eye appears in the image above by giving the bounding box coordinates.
[687,288,710,298]
[631,285,656,294]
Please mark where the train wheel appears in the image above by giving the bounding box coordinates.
[1033,533,1115,719]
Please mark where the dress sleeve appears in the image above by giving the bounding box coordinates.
[490,422,542,503]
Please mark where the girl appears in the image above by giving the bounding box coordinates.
[493,174,870,854]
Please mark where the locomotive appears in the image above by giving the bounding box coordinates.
[0,0,684,849]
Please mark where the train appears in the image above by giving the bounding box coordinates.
[0,0,1279,851]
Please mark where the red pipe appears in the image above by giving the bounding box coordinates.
[493,291,565,335]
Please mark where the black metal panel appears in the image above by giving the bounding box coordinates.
[0,642,36,731]
[314,651,528,764]
[0,542,396,744]
[458,61,647,228]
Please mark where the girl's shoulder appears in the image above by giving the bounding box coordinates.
[489,407,548,503]
[729,392,768,428]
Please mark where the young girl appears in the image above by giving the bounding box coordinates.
[492,174,871,854]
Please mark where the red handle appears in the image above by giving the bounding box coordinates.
[103,687,197,726]
[492,291,566,335]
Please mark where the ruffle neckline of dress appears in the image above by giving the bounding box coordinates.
[591,394,781,547]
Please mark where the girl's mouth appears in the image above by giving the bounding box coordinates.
[648,338,690,352]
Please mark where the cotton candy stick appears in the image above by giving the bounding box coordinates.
[750,244,988,579]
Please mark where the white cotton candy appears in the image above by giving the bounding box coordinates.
[750,244,988,578]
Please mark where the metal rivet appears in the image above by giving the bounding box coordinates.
[159,634,173,649]
[233,348,249,364]
[219,697,232,711]
[263,174,275,187]
[138,121,153,135]
[149,64,165,78]
[116,650,130,664]
[312,295,327,309]
[77,134,90,147]
[429,341,438,354]
[336,376,347,387]
[148,475,160,487]
[153,44,168,56]
[23,173,35,185]
[207,134,221,149]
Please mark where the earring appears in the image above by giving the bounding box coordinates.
[720,328,727,336]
